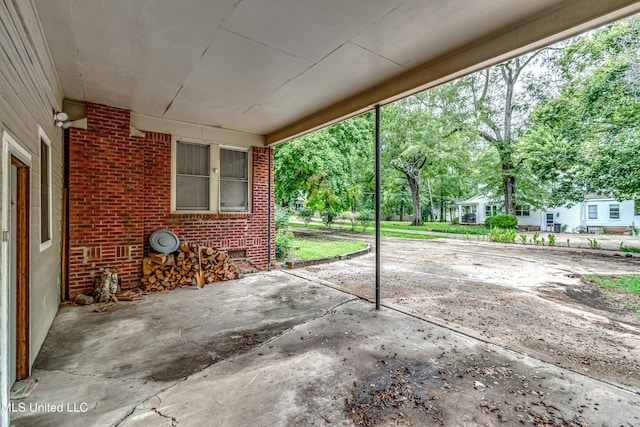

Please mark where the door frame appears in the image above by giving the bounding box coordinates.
[1,130,31,413]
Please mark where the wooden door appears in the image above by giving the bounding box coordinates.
[9,155,29,383]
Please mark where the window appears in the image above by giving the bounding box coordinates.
[173,141,250,213]
[609,204,620,219]
[485,205,499,217]
[220,148,249,212]
[635,200,639,216]
[546,213,554,224]
[39,128,52,249]
[588,205,597,219]
[176,141,210,210]
[515,205,530,216]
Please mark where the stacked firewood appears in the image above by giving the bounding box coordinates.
[141,244,241,292]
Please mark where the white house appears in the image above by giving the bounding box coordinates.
[458,195,640,233]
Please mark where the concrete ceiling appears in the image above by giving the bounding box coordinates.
[34,0,640,145]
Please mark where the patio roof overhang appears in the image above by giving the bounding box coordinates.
[33,0,640,146]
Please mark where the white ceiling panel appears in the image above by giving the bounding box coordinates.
[230,42,405,133]
[31,0,640,144]
[163,98,244,129]
[56,71,85,101]
[352,0,559,68]
[176,29,312,112]
[224,0,406,62]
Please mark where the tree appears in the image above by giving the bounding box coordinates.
[381,98,429,225]
[471,52,544,214]
[381,80,475,225]
[274,113,374,213]
[524,16,640,204]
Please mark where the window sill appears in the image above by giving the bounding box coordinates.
[170,212,252,221]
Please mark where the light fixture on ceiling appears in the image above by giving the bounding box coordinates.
[54,111,70,128]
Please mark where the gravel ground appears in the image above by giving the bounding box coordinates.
[294,229,640,393]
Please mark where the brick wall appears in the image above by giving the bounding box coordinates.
[67,102,274,297]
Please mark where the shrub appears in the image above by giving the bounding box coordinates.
[321,208,337,227]
[484,214,517,229]
[275,206,292,231]
[357,209,374,232]
[297,208,313,225]
[488,227,502,242]
[548,233,556,246]
[587,238,601,250]
[532,231,541,245]
[275,228,294,260]
[502,229,516,243]
[451,217,459,225]
[340,211,358,231]
[489,227,516,243]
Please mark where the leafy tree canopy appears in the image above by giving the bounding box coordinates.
[525,16,640,204]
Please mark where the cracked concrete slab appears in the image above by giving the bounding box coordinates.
[8,269,640,426]
[121,299,640,426]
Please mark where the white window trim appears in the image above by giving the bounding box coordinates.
[609,204,620,220]
[219,145,252,213]
[588,204,598,220]
[39,126,52,251]
[171,139,252,214]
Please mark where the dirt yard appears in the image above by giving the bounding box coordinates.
[295,229,640,394]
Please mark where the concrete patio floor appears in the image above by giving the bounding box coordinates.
[9,270,640,426]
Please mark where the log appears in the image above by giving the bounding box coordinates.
[74,294,94,305]
[140,244,241,292]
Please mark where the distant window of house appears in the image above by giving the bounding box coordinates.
[588,205,597,219]
[609,204,620,219]
[39,128,52,249]
[546,213,554,224]
[219,148,249,213]
[635,200,640,216]
[515,205,530,216]
[485,205,499,217]
[175,141,211,210]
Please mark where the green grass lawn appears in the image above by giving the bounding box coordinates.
[380,221,489,235]
[289,221,445,240]
[292,218,486,235]
[584,274,640,293]
[290,237,367,259]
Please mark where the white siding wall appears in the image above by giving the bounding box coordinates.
[553,205,582,232]
[516,209,541,227]
[468,198,638,233]
[0,0,63,421]
[584,199,638,228]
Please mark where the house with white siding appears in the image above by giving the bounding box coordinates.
[458,195,640,233]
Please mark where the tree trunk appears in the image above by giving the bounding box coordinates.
[439,177,445,222]
[503,164,516,215]
[426,178,436,222]
[407,174,424,226]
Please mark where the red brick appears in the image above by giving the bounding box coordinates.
[67,103,275,297]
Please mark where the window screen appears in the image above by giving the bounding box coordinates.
[220,148,248,212]
[176,142,210,210]
[609,204,620,219]
[588,205,597,219]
